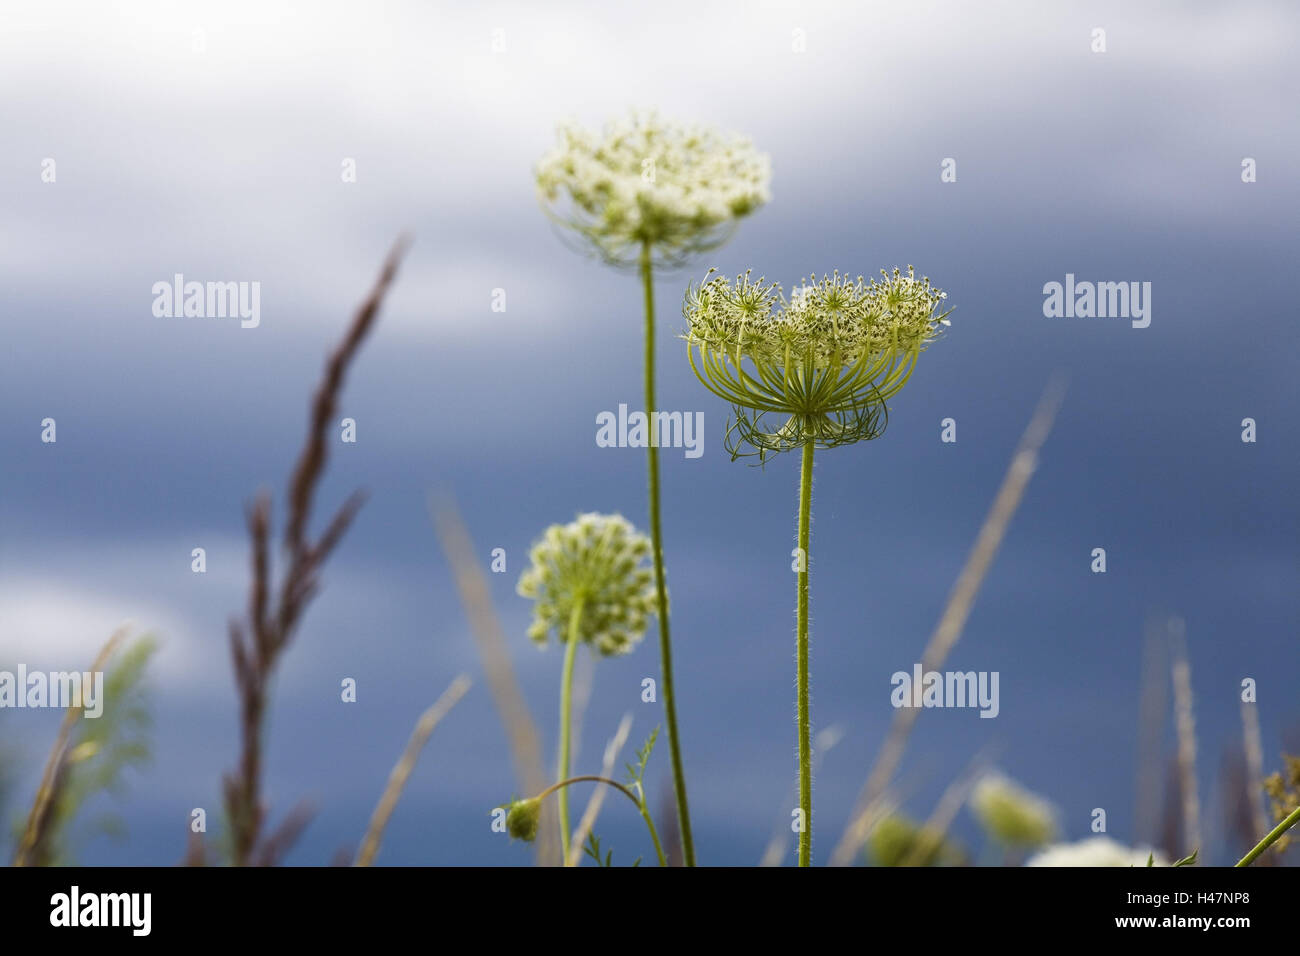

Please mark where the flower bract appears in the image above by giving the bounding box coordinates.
[682,266,951,460]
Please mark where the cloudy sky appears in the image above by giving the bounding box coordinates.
[1,0,1297,865]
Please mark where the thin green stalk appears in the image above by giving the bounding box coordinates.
[1236,803,1300,867]
[536,774,639,805]
[796,436,814,867]
[532,775,667,866]
[640,799,668,868]
[640,239,695,866]
[557,598,584,861]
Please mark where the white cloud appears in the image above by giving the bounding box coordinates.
[0,0,1294,339]
[0,581,201,684]
[0,535,254,692]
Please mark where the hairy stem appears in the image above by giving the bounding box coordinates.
[640,239,695,866]
[796,437,815,866]
[557,598,584,861]
[1236,803,1300,867]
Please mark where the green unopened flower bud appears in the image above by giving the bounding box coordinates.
[536,111,771,268]
[869,814,963,867]
[969,773,1057,848]
[505,798,542,842]
[517,513,659,657]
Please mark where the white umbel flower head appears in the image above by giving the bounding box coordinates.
[516,513,657,657]
[685,266,949,370]
[682,266,952,459]
[969,773,1058,848]
[536,111,771,267]
[1027,837,1168,867]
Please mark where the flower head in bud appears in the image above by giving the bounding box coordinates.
[504,798,542,842]
[969,773,1057,848]
[868,814,965,867]
[516,513,658,657]
[536,111,771,268]
[682,266,951,461]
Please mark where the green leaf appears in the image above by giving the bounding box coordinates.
[584,831,616,867]
[625,725,660,787]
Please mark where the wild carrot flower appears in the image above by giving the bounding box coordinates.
[517,513,656,859]
[536,111,771,268]
[517,513,656,657]
[536,111,770,866]
[1027,837,1167,867]
[682,264,951,866]
[683,266,950,460]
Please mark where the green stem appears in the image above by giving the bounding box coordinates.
[536,774,639,806]
[557,598,584,861]
[1236,803,1300,866]
[531,775,667,866]
[796,437,814,867]
[640,239,695,867]
[640,797,669,868]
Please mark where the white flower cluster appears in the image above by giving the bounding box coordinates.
[1027,837,1168,867]
[683,266,949,370]
[536,112,771,266]
[969,773,1058,847]
[516,513,657,657]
